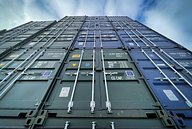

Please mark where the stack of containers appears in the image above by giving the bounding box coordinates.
[116,17,192,129]
[0,21,55,57]
[0,16,190,129]
[24,16,177,129]
[0,17,81,128]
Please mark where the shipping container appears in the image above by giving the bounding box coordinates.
[0,16,191,129]
[0,21,56,60]
[109,16,192,129]
[129,48,192,129]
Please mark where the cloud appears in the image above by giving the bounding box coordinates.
[0,0,56,29]
[104,0,143,18]
[104,0,117,15]
[23,0,56,21]
[33,0,106,17]
[0,0,25,29]
[143,0,192,49]
[43,0,78,17]
[75,0,105,15]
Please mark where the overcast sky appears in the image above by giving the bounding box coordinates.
[0,0,191,50]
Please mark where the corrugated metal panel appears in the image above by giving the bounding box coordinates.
[129,48,192,128]
[0,16,191,129]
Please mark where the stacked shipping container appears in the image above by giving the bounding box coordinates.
[0,16,191,129]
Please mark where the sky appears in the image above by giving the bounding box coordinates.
[0,0,191,50]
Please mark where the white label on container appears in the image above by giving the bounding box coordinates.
[157,64,166,67]
[107,61,114,68]
[59,87,70,97]
[47,53,64,58]
[108,52,127,58]
[78,42,84,45]
[34,61,56,68]
[163,90,179,101]
[29,42,36,46]
[9,54,19,58]
[129,43,134,46]
[111,76,123,80]
[107,61,128,68]
[65,38,72,40]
